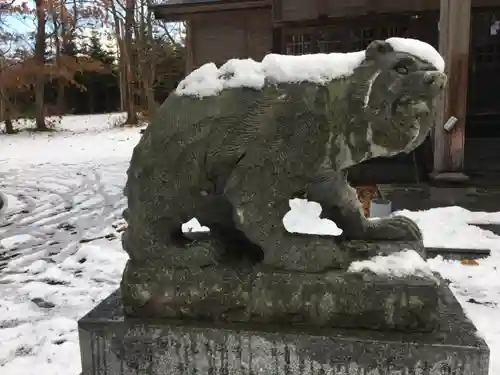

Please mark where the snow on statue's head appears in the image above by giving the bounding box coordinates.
[339,38,447,160]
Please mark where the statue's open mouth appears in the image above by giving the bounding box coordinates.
[392,97,430,117]
[403,115,433,153]
[389,97,432,154]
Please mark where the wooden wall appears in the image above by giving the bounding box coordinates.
[273,0,500,22]
[187,8,273,71]
[184,0,500,71]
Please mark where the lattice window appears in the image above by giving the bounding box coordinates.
[360,28,375,48]
[282,12,438,56]
[379,25,408,39]
[314,27,373,53]
[345,29,373,51]
[468,9,500,116]
[285,34,312,55]
[316,28,344,53]
[475,45,500,64]
[471,12,500,65]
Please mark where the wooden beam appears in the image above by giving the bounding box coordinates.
[152,0,271,22]
[432,0,471,177]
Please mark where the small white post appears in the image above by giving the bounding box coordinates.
[369,198,392,218]
[443,116,458,132]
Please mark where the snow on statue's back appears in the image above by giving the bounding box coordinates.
[176,37,445,98]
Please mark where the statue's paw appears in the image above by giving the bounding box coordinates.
[368,215,422,241]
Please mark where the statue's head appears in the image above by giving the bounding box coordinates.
[352,39,447,157]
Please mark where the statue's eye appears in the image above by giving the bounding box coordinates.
[393,58,414,75]
[395,65,408,75]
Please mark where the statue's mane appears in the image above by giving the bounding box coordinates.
[176,37,444,99]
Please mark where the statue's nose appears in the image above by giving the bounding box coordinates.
[424,71,447,90]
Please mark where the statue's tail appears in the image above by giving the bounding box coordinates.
[0,192,7,217]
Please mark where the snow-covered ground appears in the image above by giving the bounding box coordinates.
[0,113,499,374]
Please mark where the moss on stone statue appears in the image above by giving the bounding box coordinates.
[120,40,447,327]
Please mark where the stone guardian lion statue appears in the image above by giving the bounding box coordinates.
[121,38,446,312]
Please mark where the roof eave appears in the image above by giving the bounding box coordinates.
[150,0,271,22]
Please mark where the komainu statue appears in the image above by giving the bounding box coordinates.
[120,38,447,330]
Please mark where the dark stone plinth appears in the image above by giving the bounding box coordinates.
[122,261,439,332]
[121,240,431,330]
[78,286,489,375]
[470,223,500,236]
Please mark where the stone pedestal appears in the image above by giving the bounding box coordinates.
[121,263,440,332]
[78,285,489,375]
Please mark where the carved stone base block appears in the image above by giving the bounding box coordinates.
[78,287,489,375]
[121,264,440,332]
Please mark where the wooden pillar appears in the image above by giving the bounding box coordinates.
[185,18,195,74]
[432,0,471,180]
[272,27,283,53]
[272,0,283,54]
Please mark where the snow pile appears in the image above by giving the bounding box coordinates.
[181,218,210,233]
[348,249,434,278]
[283,198,343,236]
[397,206,500,250]
[176,52,364,97]
[428,253,500,375]
[176,37,444,98]
[386,37,445,72]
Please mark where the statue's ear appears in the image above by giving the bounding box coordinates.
[365,40,394,60]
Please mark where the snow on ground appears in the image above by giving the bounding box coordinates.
[0,113,143,168]
[0,114,140,374]
[0,113,499,374]
[399,206,500,250]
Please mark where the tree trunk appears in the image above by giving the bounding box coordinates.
[35,0,48,131]
[56,3,68,114]
[145,3,156,116]
[110,2,126,112]
[136,0,154,115]
[4,102,15,134]
[135,0,146,112]
[119,53,126,112]
[123,0,138,125]
[0,71,15,134]
[52,8,66,115]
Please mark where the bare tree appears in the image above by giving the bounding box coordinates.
[123,0,138,124]
[0,59,15,134]
[34,0,49,131]
[134,0,156,116]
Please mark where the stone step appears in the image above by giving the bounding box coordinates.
[376,183,500,212]
[469,222,500,236]
[78,288,490,375]
[425,246,491,260]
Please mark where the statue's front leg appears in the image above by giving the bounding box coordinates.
[224,164,349,271]
[306,169,422,241]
